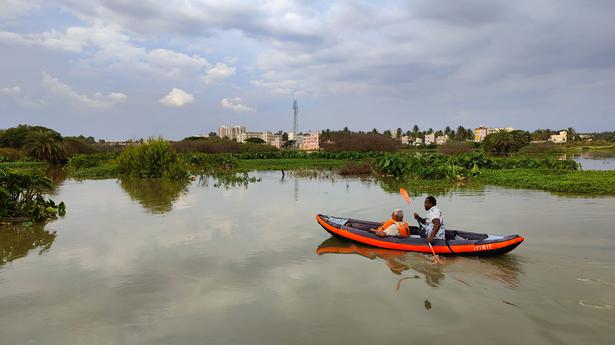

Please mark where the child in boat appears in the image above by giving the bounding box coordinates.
[369,209,410,238]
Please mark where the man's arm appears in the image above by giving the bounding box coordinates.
[426,218,441,242]
[413,213,426,225]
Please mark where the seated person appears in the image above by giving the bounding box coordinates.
[413,196,446,242]
[369,209,409,238]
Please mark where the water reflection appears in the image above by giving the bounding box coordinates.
[119,177,190,214]
[316,237,522,289]
[0,224,56,266]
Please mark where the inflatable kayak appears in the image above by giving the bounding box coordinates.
[316,214,524,256]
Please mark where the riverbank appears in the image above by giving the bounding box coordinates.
[3,152,615,195]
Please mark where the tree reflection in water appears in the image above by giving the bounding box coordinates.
[119,177,190,214]
[0,224,56,267]
[316,237,522,289]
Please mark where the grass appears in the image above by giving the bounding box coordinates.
[0,161,47,170]
[70,163,118,179]
[476,169,615,195]
[237,158,347,171]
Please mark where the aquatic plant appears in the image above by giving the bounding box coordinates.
[0,168,65,223]
[116,138,188,179]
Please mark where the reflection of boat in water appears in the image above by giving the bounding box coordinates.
[316,237,522,289]
[316,214,524,256]
[317,237,445,286]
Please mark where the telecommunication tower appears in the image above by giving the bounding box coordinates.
[293,99,299,137]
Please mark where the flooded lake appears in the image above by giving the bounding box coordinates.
[1,171,614,344]
[573,152,615,170]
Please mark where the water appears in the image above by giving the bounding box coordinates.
[572,152,615,170]
[1,172,614,345]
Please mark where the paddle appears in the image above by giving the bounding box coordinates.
[399,188,442,264]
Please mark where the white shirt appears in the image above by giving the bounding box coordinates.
[423,206,445,239]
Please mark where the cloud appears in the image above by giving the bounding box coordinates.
[203,63,235,84]
[0,86,46,108]
[41,72,127,108]
[159,88,195,107]
[220,97,255,112]
[0,24,211,79]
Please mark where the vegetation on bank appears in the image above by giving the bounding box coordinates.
[476,169,615,195]
[116,139,189,179]
[0,168,65,223]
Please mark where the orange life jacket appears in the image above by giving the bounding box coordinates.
[378,218,409,237]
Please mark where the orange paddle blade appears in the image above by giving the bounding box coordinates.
[399,188,411,204]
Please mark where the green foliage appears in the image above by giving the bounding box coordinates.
[245,137,266,144]
[483,130,531,155]
[373,152,579,180]
[68,152,118,170]
[477,169,615,195]
[320,131,401,152]
[0,148,24,162]
[70,163,118,179]
[0,125,62,149]
[183,153,240,172]
[116,139,188,179]
[0,168,65,222]
[23,130,67,164]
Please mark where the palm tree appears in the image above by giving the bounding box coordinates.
[566,127,576,142]
[23,130,67,164]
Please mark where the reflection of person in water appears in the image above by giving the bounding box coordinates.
[316,238,445,286]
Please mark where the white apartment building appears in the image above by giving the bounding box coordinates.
[436,134,449,145]
[238,131,284,148]
[218,125,246,140]
[474,125,514,142]
[549,130,568,144]
[424,133,435,145]
[400,136,410,145]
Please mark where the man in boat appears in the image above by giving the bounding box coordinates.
[413,196,445,242]
[369,209,410,238]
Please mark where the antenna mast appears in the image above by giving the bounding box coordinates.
[293,99,299,137]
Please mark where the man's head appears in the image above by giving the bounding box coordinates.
[424,196,437,210]
[392,209,404,221]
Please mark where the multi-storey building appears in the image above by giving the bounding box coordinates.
[298,132,320,151]
[474,125,514,142]
[549,130,568,144]
[218,125,246,140]
[424,133,435,145]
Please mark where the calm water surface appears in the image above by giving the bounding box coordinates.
[572,152,615,170]
[1,172,614,345]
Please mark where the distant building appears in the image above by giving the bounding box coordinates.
[238,131,284,148]
[297,132,320,151]
[474,125,514,142]
[436,134,449,145]
[218,125,246,140]
[424,133,435,145]
[400,136,410,145]
[413,137,423,146]
[549,130,568,144]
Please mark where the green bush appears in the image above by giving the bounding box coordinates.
[116,139,188,179]
[0,168,65,223]
[68,152,118,170]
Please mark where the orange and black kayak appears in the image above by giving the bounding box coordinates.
[316,214,524,256]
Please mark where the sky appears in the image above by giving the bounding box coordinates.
[1,0,614,140]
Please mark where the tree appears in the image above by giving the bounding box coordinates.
[282,140,296,148]
[23,130,67,164]
[483,130,530,155]
[412,125,419,135]
[342,126,350,132]
[566,127,576,142]
[371,128,379,134]
[444,126,451,136]
[395,128,403,138]
[245,137,265,144]
[531,129,552,141]
[0,125,62,149]
[208,132,218,138]
[383,129,392,137]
